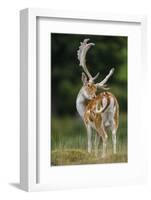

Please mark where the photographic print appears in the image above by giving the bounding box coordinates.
[51,33,127,166]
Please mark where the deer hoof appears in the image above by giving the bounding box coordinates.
[88,149,91,153]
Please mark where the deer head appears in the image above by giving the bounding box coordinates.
[77,38,114,100]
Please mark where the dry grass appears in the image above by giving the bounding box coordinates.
[51,145,127,166]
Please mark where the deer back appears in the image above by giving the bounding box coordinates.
[84,92,119,130]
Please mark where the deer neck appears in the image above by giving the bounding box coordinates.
[76,87,88,119]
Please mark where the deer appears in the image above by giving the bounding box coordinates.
[76,39,119,158]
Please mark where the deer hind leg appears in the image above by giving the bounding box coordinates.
[112,128,117,154]
[94,133,100,156]
[111,103,119,154]
[86,125,92,153]
[98,126,108,158]
[102,134,108,158]
[110,123,117,154]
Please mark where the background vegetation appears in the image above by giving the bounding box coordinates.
[51,33,127,166]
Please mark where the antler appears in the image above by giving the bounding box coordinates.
[77,39,99,82]
[95,68,115,89]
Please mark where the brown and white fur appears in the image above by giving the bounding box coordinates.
[76,39,119,158]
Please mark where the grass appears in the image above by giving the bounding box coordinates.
[51,148,127,166]
[51,113,127,166]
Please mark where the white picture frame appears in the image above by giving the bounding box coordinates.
[20,8,147,191]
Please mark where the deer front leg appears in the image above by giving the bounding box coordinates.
[86,125,92,153]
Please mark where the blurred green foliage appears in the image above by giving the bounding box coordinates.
[51,33,127,116]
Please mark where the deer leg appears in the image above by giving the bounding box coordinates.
[94,133,100,156]
[87,125,92,153]
[110,120,117,154]
[99,126,108,158]
[102,135,108,158]
[111,128,117,154]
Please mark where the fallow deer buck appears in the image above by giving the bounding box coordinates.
[76,39,119,158]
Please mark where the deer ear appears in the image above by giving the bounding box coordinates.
[81,72,88,85]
